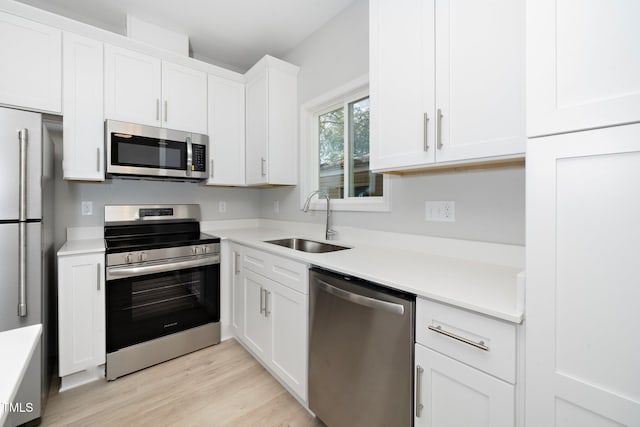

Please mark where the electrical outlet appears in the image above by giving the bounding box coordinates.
[218,201,227,213]
[81,201,93,216]
[425,201,455,222]
[273,200,280,213]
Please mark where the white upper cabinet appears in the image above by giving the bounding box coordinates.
[104,44,162,128]
[245,55,299,186]
[161,61,207,134]
[0,12,61,113]
[434,0,525,163]
[369,0,436,170]
[370,0,525,173]
[527,0,640,137]
[206,74,245,186]
[62,32,104,181]
[104,44,207,133]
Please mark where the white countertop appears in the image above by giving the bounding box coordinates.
[206,226,525,323]
[0,324,41,426]
[57,238,105,256]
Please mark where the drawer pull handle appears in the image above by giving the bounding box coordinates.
[428,325,489,351]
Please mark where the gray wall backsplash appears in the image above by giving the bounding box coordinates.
[259,0,526,245]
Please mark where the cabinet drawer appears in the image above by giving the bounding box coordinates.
[416,298,516,383]
[242,246,308,294]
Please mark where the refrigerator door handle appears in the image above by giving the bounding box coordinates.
[18,128,28,317]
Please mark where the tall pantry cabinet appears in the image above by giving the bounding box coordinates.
[526,1,640,426]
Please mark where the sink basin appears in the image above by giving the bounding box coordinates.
[265,238,351,253]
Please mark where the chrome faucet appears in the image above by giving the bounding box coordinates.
[303,190,336,240]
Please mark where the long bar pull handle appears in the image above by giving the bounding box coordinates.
[233,252,240,274]
[428,325,489,351]
[210,160,214,179]
[315,279,405,315]
[260,157,267,177]
[259,288,265,315]
[18,129,28,317]
[423,113,429,151]
[96,148,100,172]
[436,108,443,150]
[156,99,160,121]
[164,100,168,122]
[264,291,270,317]
[416,365,424,418]
[96,263,101,291]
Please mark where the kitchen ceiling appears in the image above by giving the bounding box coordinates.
[14,0,358,71]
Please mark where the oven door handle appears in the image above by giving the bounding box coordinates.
[106,256,219,280]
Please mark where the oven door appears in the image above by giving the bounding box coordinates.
[106,258,220,353]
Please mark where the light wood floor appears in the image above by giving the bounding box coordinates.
[42,339,324,427]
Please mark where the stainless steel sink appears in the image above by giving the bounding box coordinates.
[265,238,351,253]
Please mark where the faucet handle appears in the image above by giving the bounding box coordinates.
[326,229,337,240]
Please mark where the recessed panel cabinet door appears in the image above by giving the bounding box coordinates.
[415,344,514,427]
[434,0,525,163]
[269,280,308,401]
[527,0,640,136]
[58,253,105,377]
[526,124,640,426]
[161,61,207,134]
[242,270,270,360]
[206,75,245,186]
[104,44,161,127]
[0,12,61,113]
[369,0,435,172]
[245,70,269,185]
[62,32,104,181]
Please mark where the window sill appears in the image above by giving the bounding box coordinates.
[303,196,390,213]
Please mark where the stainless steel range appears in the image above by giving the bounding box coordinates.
[104,204,220,380]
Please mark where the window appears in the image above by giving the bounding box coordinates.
[300,76,390,212]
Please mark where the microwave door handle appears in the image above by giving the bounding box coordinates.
[186,136,193,177]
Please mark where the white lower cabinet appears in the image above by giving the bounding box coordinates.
[231,244,309,402]
[415,297,518,426]
[57,251,105,378]
[415,344,514,427]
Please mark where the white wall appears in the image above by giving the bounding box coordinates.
[260,0,526,245]
[51,133,261,250]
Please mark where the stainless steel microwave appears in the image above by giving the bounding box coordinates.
[105,120,208,181]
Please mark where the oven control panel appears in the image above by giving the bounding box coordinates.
[107,243,220,267]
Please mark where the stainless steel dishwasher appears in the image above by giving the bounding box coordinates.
[309,267,415,427]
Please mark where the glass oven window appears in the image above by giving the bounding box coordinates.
[106,264,220,352]
[111,133,186,170]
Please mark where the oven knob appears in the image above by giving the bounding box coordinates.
[192,246,199,255]
[139,252,147,262]
[125,253,134,263]
[203,245,210,254]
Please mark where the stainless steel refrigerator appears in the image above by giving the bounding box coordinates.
[0,106,53,426]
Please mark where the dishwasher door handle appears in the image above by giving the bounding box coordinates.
[315,279,405,316]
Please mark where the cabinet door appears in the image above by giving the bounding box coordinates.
[245,70,269,185]
[0,12,61,113]
[415,344,514,427]
[161,61,207,133]
[242,270,270,360]
[58,253,105,377]
[434,0,524,163]
[527,1,640,137]
[104,44,161,127]
[268,280,308,401]
[230,245,243,336]
[62,32,104,181]
[265,68,297,185]
[369,0,436,172]
[206,74,245,186]
[526,124,640,426]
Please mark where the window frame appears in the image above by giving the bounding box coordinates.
[299,74,391,212]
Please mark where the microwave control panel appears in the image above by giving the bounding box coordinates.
[192,144,206,172]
